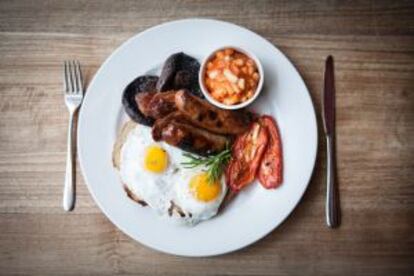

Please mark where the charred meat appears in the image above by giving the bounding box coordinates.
[175,90,253,135]
[146,91,177,119]
[152,112,230,156]
[135,92,155,118]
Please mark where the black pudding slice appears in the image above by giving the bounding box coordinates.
[122,75,158,126]
[156,52,204,98]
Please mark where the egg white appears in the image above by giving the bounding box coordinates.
[119,124,227,226]
[174,168,227,225]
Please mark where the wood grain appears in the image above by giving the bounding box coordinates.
[0,0,413,275]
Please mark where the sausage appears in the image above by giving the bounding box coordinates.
[146,91,177,119]
[151,112,186,140]
[174,90,253,135]
[135,92,155,118]
[152,112,230,156]
[135,91,177,119]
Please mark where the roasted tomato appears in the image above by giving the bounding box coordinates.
[226,122,269,191]
[257,115,283,189]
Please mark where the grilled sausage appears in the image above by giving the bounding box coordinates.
[135,91,178,119]
[135,92,155,118]
[174,90,253,135]
[152,112,230,156]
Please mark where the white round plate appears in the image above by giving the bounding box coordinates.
[78,19,317,257]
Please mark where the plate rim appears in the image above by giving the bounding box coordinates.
[78,18,318,257]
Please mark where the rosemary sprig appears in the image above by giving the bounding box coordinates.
[181,148,231,184]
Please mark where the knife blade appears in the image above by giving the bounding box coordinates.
[322,55,340,228]
[323,56,335,135]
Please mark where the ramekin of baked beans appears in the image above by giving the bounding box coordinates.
[199,47,264,110]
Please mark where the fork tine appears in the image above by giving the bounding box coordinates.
[72,60,79,92]
[76,61,83,93]
[68,61,75,93]
[64,61,69,92]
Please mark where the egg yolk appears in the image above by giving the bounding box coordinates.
[189,172,221,202]
[144,145,168,173]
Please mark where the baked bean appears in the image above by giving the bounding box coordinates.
[224,48,234,55]
[237,59,245,66]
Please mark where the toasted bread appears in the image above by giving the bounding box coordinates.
[112,120,147,206]
[112,120,138,170]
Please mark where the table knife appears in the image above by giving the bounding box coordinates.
[322,56,341,228]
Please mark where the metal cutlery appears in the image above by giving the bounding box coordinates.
[322,56,340,228]
[63,60,84,211]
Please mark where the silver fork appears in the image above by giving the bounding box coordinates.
[63,60,84,211]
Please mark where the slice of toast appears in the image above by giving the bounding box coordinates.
[112,120,147,206]
[112,120,138,170]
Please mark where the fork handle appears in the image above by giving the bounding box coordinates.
[63,111,76,211]
[326,135,340,227]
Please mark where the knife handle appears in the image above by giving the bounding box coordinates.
[326,135,340,228]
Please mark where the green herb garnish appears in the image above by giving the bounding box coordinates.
[181,148,231,184]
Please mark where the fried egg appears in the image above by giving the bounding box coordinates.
[174,169,226,224]
[119,124,226,225]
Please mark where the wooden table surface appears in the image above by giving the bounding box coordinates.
[1,0,413,275]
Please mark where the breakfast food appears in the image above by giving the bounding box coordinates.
[114,122,227,225]
[226,115,283,191]
[174,90,253,135]
[226,122,269,191]
[157,52,204,98]
[122,52,204,126]
[203,48,260,105]
[151,111,230,156]
[122,75,159,126]
[134,87,253,154]
[114,51,283,226]
[136,91,178,119]
[257,116,283,188]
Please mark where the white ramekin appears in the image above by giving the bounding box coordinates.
[199,46,264,110]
